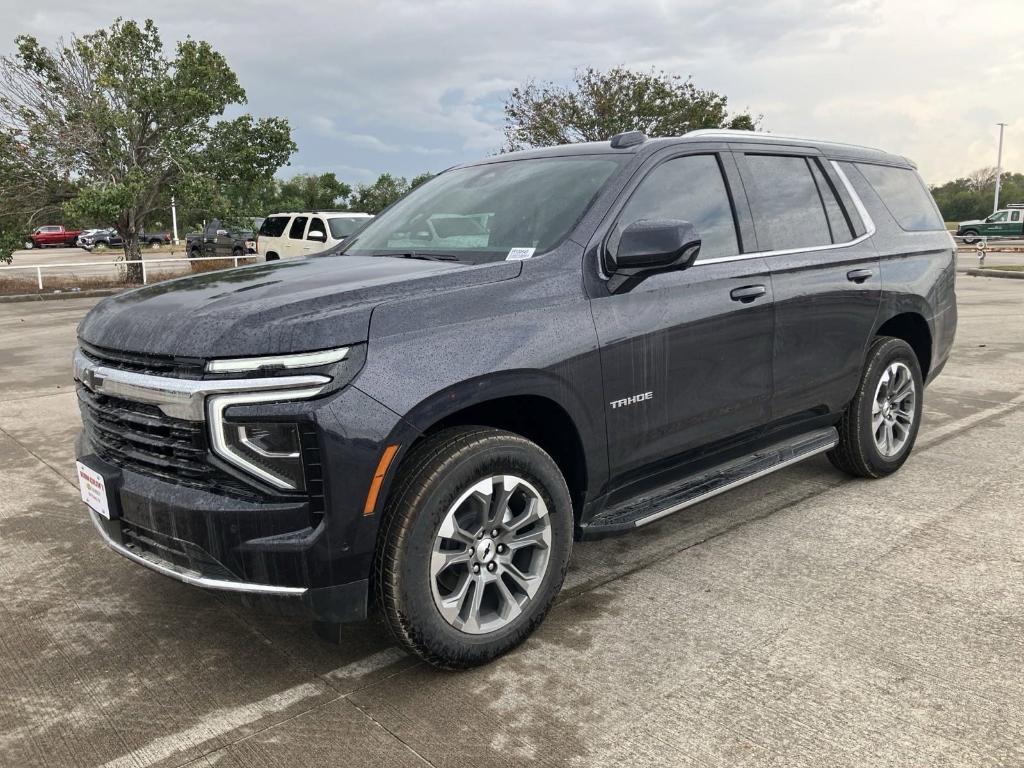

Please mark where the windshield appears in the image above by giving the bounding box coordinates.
[328,217,368,238]
[341,156,623,262]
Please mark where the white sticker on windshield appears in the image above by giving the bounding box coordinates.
[506,247,536,261]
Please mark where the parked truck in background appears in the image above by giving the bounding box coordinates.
[186,219,262,259]
[26,225,82,249]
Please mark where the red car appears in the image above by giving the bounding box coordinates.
[27,225,81,249]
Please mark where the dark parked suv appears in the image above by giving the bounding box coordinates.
[74,130,956,667]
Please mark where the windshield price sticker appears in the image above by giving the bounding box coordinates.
[506,247,536,261]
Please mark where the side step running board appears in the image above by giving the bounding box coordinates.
[581,427,838,537]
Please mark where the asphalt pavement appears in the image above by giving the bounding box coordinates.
[1,274,1023,767]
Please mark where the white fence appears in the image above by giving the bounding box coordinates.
[0,254,258,290]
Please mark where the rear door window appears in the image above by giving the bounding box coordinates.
[808,159,854,243]
[610,153,740,262]
[259,216,290,238]
[854,163,944,231]
[743,154,833,250]
[288,216,309,239]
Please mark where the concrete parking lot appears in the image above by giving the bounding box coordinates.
[1,275,1023,767]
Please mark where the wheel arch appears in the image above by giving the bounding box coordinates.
[393,374,604,521]
[874,311,933,379]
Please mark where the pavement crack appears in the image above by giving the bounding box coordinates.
[0,424,76,489]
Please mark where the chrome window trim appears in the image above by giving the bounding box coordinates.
[693,160,876,266]
[73,347,330,421]
[89,510,307,596]
[206,388,324,491]
[596,157,877,277]
[206,346,348,373]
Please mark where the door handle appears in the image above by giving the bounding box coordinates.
[730,285,767,303]
[847,268,873,283]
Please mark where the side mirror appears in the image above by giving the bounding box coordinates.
[307,230,327,243]
[607,219,701,291]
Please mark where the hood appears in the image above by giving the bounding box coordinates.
[78,255,519,358]
[958,219,984,227]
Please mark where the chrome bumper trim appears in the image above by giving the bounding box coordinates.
[73,348,330,421]
[89,510,308,596]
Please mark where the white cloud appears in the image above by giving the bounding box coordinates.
[2,0,1021,183]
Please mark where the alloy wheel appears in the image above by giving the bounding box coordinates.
[872,361,916,457]
[430,474,552,635]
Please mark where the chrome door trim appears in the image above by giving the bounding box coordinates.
[695,161,876,266]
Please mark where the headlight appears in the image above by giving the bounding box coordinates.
[207,388,323,491]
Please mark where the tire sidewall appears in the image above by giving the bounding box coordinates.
[393,439,573,661]
[857,339,924,474]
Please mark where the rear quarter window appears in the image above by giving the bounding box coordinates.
[854,163,944,232]
[259,216,290,238]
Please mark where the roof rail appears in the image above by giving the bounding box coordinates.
[685,129,888,154]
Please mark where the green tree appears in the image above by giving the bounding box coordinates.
[268,172,352,212]
[350,173,411,214]
[930,169,1024,223]
[503,66,757,151]
[0,19,295,277]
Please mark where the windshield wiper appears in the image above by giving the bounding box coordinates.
[374,251,460,262]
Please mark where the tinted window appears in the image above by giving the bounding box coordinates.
[307,218,326,239]
[855,163,944,231]
[611,154,739,261]
[328,217,367,238]
[744,155,832,250]
[259,216,290,238]
[288,216,308,239]
[808,159,854,243]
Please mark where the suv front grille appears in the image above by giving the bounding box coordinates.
[77,384,263,499]
[79,339,206,379]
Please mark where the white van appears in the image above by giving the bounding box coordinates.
[256,212,373,261]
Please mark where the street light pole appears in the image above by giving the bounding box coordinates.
[171,195,179,245]
[993,122,1007,214]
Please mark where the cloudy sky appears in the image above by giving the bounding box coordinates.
[3,0,1022,185]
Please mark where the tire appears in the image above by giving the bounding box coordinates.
[374,427,573,669]
[232,247,243,259]
[94,242,108,252]
[189,247,201,259]
[828,336,924,479]
[960,229,979,245]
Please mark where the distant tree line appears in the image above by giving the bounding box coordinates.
[930,168,1024,222]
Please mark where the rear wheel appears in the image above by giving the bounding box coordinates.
[375,427,573,668]
[828,336,923,478]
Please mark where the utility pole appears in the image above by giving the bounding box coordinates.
[993,122,1007,213]
[171,196,179,245]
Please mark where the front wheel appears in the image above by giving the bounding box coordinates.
[828,336,924,478]
[959,229,979,245]
[374,427,573,669]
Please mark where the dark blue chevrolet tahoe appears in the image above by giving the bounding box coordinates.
[74,130,957,668]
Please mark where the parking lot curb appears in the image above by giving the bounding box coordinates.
[0,287,125,304]
[965,268,1024,280]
